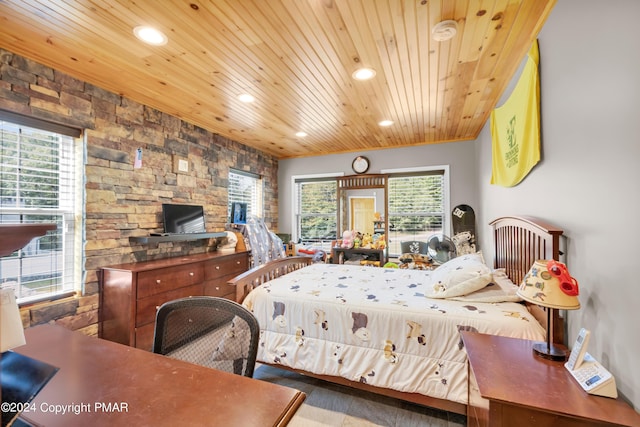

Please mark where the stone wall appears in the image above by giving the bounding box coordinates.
[1,49,279,336]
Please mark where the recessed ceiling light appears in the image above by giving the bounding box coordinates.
[352,67,376,81]
[295,131,307,137]
[379,120,394,127]
[133,26,168,46]
[432,20,458,42]
[237,93,255,103]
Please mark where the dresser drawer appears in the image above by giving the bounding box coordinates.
[136,283,202,327]
[203,273,240,298]
[137,264,204,298]
[204,254,248,279]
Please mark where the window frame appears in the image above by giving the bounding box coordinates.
[382,165,450,256]
[291,172,343,246]
[228,169,263,220]
[0,115,84,303]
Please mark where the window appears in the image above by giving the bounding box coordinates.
[0,117,83,303]
[387,169,447,256]
[293,177,337,245]
[291,168,447,256]
[228,170,262,219]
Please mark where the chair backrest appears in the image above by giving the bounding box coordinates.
[152,296,260,377]
[400,241,429,255]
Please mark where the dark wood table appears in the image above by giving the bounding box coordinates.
[0,224,56,256]
[12,325,305,426]
[331,246,386,265]
[462,331,640,427]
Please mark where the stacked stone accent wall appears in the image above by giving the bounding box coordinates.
[1,49,279,336]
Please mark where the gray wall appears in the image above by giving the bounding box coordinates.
[278,141,478,238]
[278,0,640,411]
[476,0,640,410]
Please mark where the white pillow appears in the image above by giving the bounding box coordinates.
[425,252,492,299]
[450,268,523,303]
[491,268,522,298]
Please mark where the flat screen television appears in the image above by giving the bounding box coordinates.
[162,203,206,234]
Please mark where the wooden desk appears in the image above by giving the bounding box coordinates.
[462,332,640,427]
[331,247,385,266]
[13,325,305,427]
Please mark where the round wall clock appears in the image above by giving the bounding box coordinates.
[351,156,370,174]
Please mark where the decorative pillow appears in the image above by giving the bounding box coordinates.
[450,269,523,303]
[425,252,492,299]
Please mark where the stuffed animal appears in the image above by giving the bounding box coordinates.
[311,249,326,263]
[341,230,354,249]
[353,233,361,248]
[374,234,386,250]
[399,253,432,270]
[452,231,476,255]
[362,233,373,249]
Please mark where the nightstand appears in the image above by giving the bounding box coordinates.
[461,332,640,427]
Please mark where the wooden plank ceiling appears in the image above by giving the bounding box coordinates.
[0,0,555,159]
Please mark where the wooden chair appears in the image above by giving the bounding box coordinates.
[152,296,260,377]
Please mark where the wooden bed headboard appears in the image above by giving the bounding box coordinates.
[490,216,564,343]
[490,216,563,284]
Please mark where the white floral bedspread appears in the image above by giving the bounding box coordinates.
[243,263,545,405]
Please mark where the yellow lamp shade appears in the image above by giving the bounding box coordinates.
[517,260,580,310]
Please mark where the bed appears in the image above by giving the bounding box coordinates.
[228,216,563,415]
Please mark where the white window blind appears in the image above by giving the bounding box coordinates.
[295,179,337,243]
[0,119,81,302]
[228,170,262,219]
[388,172,445,255]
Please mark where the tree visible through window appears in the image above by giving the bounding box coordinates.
[295,179,337,243]
[387,172,445,255]
[0,119,81,302]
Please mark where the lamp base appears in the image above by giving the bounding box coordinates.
[532,342,567,361]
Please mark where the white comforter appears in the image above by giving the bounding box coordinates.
[243,263,545,405]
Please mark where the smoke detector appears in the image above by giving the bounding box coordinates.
[432,20,458,42]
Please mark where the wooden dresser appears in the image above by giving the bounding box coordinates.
[99,248,250,350]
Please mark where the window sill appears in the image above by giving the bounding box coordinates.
[18,291,78,308]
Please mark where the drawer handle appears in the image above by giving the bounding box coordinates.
[215,286,220,291]
[215,266,220,270]
[156,279,161,284]
[189,272,194,276]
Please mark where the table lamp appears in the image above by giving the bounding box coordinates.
[1,288,26,352]
[1,288,60,426]
[517,260,580,361]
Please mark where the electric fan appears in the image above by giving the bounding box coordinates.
[427,234,457,264]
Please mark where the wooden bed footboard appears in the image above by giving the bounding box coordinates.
[229,256,313,303]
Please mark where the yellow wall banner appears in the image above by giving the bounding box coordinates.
[490,40,540,187]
